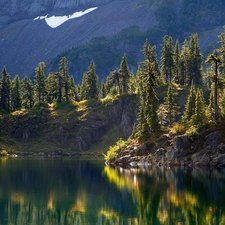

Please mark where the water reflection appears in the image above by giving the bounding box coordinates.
[0,158,225,225]
[104,165,225,225]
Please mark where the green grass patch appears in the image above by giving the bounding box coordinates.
[103,138,127,161]
[89,126,124,154]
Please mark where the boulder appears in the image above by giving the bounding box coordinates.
[154,148,165,157]
[194,154,211,166]
[165,148,186,161]
[217,143,225,154]
[115,155,132,165]
[173,135,191,152]
[203,131,224,150]
[215,154,225,167]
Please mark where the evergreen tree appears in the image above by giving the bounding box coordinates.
[182,81,196,124]
[81,61,99,99]
[11,75,21,111]
[207,90,215,121]
[192,88,206,126]
[59,57,70,101]
[188,34,202,85]
[143,60,160,133]
[34,62,46,102]
[68,76,76,101]
[129,72,136,94]
[219,89,225,119]
[106,70,121,94]
[161,36,174,82]
[46,72,59,103]
[21,76,34,109]
[0,67,11,112]
[119,54,130,94]
[161,84,180,127]
[141,39,161,78]
[205,50,221,121]
[137,94,148,140]
[101,81,107,98]
[180,39,190,86]
[173,40,181,83]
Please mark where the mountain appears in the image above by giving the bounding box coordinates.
[0,0,225,82]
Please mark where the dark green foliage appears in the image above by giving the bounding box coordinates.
[60,57,70,102]
[0,67,11,112]
[161,36,174,82]
[137,59,160,139]
[205,51,221,121]
[159,84,180,127]
[182,82,196,124]
[46,72,60,103]
[34,62,46,102]
[192,88,206,126]
[188,34,202,85]
[119,54,130,94]
[101,81,107,98]
[141,39,161,79]
[173,40,181,83]
[10,75,21,111]
[180,39,190,86]
[81,61,99,100]
[20,76,34,109]
[207,90,215,120]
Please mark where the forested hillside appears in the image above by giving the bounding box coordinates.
[0,0,225,82]
[1,26,225,154]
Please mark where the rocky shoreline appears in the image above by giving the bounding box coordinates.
[1,151,103,158]
[106,131,225,167]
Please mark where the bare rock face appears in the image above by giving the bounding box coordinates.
[203,131,224,150]
[0,0,114,18]
[173,135,191,153]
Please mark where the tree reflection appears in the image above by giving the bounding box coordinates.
[103,166,225,225]
[1,158,225,225]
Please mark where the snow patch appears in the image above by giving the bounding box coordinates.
[33,7,97,28]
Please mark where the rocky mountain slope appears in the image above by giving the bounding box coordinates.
[0,95,138,154]
[0,0,225,81]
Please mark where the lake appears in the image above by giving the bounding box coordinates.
[0,157,225,225]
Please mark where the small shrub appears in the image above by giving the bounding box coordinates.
[1,150,8,156]
[170,123,185,135]
[185,125,199,139]
[104,139,126,161]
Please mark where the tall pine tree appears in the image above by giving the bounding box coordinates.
[81,61,99,99]
[161,36,174,82]
[11,75,21,111]
[34,62,46,102]
[59,57,70,102]
[188,34,202,85]
[160,84,179,127]
[119,54,130,94]
[21,76,34,109]
[182,81,196,125]
[0,67,11,112]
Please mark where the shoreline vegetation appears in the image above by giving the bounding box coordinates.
[105,130,225,168]
[1,29,225,166]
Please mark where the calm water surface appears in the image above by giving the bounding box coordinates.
[0,157,225,225]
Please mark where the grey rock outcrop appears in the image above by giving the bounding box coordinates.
[174,135,191,152]
[107,130,225,167]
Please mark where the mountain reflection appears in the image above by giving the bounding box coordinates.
[0,158,225,225]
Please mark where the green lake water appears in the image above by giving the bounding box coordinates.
[0,157,225,225]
